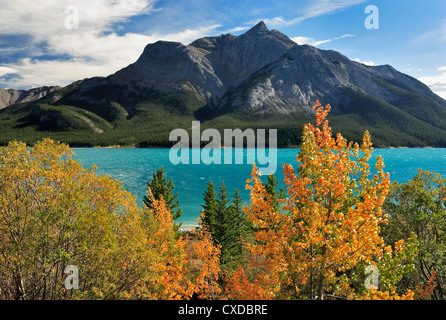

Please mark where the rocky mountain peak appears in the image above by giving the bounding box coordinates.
[103,21,445,118]
[246,21,268,34]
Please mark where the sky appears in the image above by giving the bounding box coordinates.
[0,0,445,99]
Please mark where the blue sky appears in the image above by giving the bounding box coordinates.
[0,0,445,98]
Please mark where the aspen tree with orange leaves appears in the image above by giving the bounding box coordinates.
[226,101,418,300]
[144,190,221,299]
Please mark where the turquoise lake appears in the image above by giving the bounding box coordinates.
[73,148,446,228]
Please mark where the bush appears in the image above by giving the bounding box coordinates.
[0,139,220,299]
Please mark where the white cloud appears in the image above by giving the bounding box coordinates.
[1,58,114,88]
[291,34,356,47]
[313,34,356,46]
[260,16,304,28]
[0,66,19,77]
[159,24,223,44]
[290,36,315,45]
[48,24,222,67]
[412,19,446,45]
[303,0,367,20]
[225,26,249,33]
[0,0,223,89]
[353,58,376,66]
[419,70,446,100]
[253,0,366,28]
[0,0,155,38]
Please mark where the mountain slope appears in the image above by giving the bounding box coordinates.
[0,86,60,109]
[1,21,446,147]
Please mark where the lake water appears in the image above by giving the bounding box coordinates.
[72,148,446,228]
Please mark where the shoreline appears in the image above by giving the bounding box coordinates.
[72,145,441,149]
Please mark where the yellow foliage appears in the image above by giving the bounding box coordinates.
[0,139,221,300]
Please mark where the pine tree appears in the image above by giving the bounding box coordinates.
[214,181,230,247]
[201,180,218,235]
[264,174,285,211]
[201,182,251,273]
[143,167,182,235]
[222,189,245,270]
[231,189,246,232]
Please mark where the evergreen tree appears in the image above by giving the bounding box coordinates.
[222,189,245,270]
[214,181,231,246]
[143,167,182,235]
[232,188,254,240]
[202,181,247,272]
[201,180,217,235]
[231,189,245,230]
[264,174,285,211]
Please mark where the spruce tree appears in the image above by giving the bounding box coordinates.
[201,180,217,235]
[264,174,285,211]
[214,181,230,247]
[222,189,245,270]
[231,188,251,238]
[143,167,182,235]
[201,181,250,272]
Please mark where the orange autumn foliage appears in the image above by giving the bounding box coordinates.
[226,101,415,300]
[188,214,222,299]
[145,190,221,300]
[416,271,437,300]
[356,288,415,300]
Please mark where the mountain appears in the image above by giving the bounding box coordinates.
[109,21,297,106]
[0,86,60,109]
[1,21,446,147]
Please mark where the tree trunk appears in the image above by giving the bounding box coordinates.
[316,273,324,300]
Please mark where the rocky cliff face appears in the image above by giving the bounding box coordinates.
[109,22,296,106]
[0,86,60,109]
[224,44,438,114]
[105,21,443,115]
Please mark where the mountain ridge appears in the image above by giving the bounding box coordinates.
[100,21,445,118]
[1,21,446,148]
[0,86,60,109]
